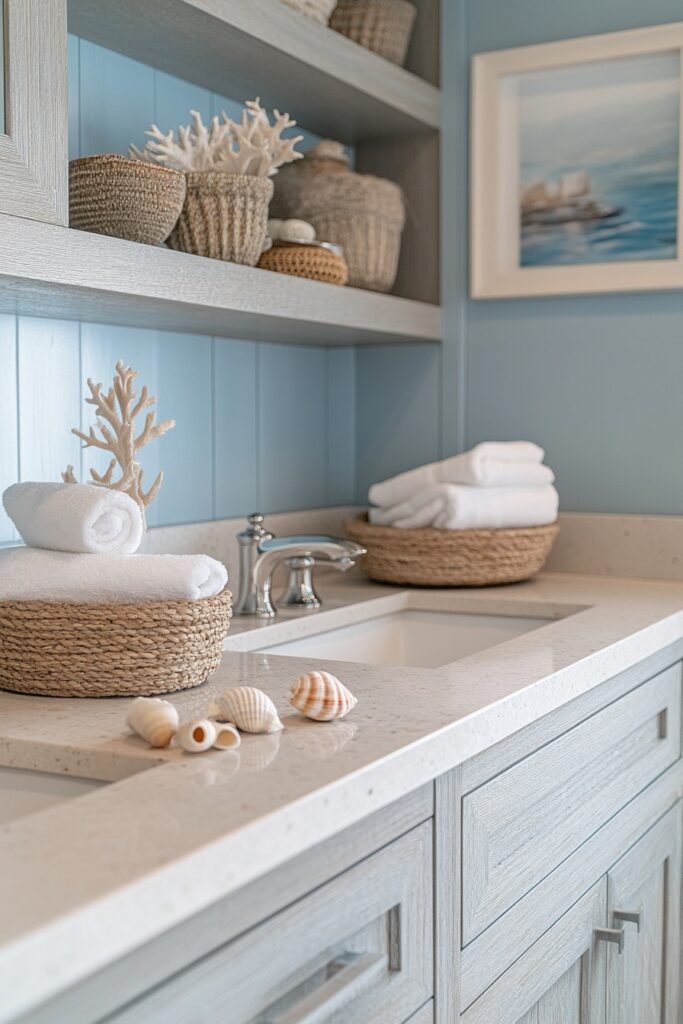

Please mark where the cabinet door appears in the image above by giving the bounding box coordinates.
[606,803,681,1024]
[461,880,607,1024]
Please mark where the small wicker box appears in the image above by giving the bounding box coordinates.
[330,0,417,66]
[258,241,349,285]
[345,515,559,587]
[0,589,232,698]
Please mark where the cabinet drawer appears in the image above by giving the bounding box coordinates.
[462,664,681,943]
[105,823,433,1024]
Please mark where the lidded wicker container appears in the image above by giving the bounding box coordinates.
[0,589,232,698]
[168,172,274,265]
[258,241,349,285]
[330,0,417,65]
[271,141,405,292]
[69,154,186,245]
[279,0,338,23]
[345,515,559,587]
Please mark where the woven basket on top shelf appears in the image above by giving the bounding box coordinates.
[330,0,417,65]
[258,241,349,285]
[0,589,232,698]
[279,0,338,23]
[345,515,559,587]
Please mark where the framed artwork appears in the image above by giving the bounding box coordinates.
[470,23,683,298]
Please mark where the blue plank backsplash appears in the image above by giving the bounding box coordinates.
[0,36,357,542]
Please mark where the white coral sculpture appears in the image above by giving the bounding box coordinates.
[63,361,175,522]
[130,99,304,177]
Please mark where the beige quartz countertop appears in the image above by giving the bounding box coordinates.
[1,572,683,1020]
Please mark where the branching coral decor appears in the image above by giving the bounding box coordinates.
[63,361,175,522]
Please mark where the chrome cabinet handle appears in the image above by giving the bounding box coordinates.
[595,927,625,954]
[613,909,641,932]
[265,951,386,1024]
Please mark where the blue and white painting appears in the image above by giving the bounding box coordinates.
[517,51,680,267]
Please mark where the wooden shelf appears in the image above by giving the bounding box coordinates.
[0,216,441,346]
[67,0,440,142]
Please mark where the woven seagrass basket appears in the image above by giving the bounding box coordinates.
[330,0,417,65]
[258,242,349,285]
[272,142,405,292]
[345,515,559,587]
[279,0,337,23]
[69,154,186,245]
[168,172,274,265]
[0,589,232,698]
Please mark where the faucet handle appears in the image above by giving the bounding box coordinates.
[238,513,273,543]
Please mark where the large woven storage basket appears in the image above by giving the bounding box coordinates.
[345,515,559,587]
[279,0,337,23]
[271,141,405,292]
[330,0,417,65]
[0,589,232,698]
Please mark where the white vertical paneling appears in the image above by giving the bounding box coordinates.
[0,316,18,543]
[17,318,81,483]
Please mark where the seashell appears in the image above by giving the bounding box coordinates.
[289,671,357,722]
[211,722,241,750]
[209,687,284,734]
[127,697,179,748]
[178,719,217,753]
[279,218,316,243]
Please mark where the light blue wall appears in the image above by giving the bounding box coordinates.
[358,0,683,516]
[0,37,356,542]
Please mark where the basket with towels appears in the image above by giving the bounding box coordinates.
[0,483,232,697]
[346,442,559,586]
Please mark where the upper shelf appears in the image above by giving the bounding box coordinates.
[67,0,441,142]
[0,215,441,347]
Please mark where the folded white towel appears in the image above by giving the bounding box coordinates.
[368,442,552,507]
[3,482,144,555]
[369,483,559,530]
[0,548,228,603]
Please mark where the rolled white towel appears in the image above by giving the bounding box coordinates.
[369,483,559,531]
[3,482,144,555]
[368,442,552,507]
[0,548,228,603]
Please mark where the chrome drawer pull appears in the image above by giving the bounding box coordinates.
[613,909,641,932]
[265,951,386,1024]
[595,927,625,954]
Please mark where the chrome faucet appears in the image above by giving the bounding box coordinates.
[234,514,365,618]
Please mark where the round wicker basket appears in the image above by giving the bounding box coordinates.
[271,141,405,293]
[345,515,559,587]
[279,0,337,23]
[69,154,187,245]
[0,589,232,698]
[257,242,349,285]
[167,172,274,265]
[330,0,417,65]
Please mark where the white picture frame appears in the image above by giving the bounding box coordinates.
[470,22,683,298]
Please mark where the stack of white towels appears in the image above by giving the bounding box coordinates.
[369,442,558,530]
[0,482,227,602]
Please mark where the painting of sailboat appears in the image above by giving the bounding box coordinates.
[518,51,680,267]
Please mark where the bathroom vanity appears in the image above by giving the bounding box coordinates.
[0,573,681,1024]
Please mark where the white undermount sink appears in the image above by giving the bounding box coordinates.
[262,609,548,669]
[0,766,104,826]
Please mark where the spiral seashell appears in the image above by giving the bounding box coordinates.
[127,697,179,748]
[211,722,241,750]
[289,671,357,722]
[178,719,217,753]
[209,687,284,734]
[279,218,316,243]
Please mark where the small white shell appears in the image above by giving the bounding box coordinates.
[211,722,241,750]
[279,219,316,243]
[178,719,217,753]
[289,671,357,722]
[127,697,179,748]
[267,217,284,239]
[209,686,284,734]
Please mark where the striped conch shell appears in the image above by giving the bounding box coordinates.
[209,686,283,734]
[289,671,357,722]
[127,697,179,748]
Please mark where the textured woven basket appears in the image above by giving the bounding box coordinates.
[69,154,186,245]
[272,142,405,292]
[167,172,274,265]
[345,515,559,587]
[0,589,232,698]
[257,242,349,285]
[279,0,337,23]
[330,0,416,65]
